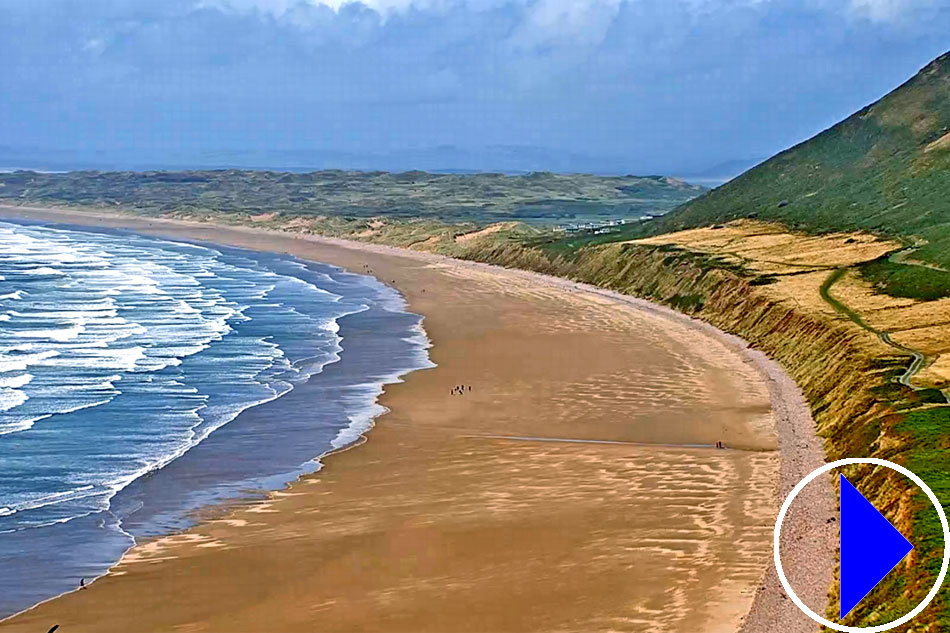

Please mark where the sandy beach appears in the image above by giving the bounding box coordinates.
[0,206,833,633]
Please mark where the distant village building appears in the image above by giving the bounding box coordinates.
[556,217,631,233]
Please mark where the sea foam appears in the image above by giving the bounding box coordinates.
[0,221,433,621]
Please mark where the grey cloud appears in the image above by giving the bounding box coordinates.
[2,0,950,174]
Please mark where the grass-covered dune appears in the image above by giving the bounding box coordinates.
[0,169,703,224]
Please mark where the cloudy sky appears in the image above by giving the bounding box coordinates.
[2,0,949,175]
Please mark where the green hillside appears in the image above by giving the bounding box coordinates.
[660,51,950,270]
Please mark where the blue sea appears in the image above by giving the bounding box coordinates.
[0,220,433,618]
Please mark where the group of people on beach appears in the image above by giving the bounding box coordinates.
[450,384,471,395]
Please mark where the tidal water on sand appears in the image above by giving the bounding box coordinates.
[0,220,433,618]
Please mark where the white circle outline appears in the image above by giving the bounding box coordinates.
[774,457,950,632]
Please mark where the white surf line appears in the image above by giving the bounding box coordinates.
[461,434,763,452]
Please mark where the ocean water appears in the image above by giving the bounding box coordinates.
[0,220,433,618]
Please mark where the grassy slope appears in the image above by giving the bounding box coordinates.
[659,51,950,275]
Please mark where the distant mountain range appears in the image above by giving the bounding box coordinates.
[0,144,753,186]
[0,145,645,178]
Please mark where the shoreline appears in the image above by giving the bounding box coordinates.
[0,226,436,620]
[0,205,833,632]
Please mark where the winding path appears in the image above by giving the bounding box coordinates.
[889,247,949,273]
[820,267,938,395]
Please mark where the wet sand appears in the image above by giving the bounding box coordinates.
[0,206,832,632]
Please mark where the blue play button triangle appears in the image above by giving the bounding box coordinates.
[840,474,914,619]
